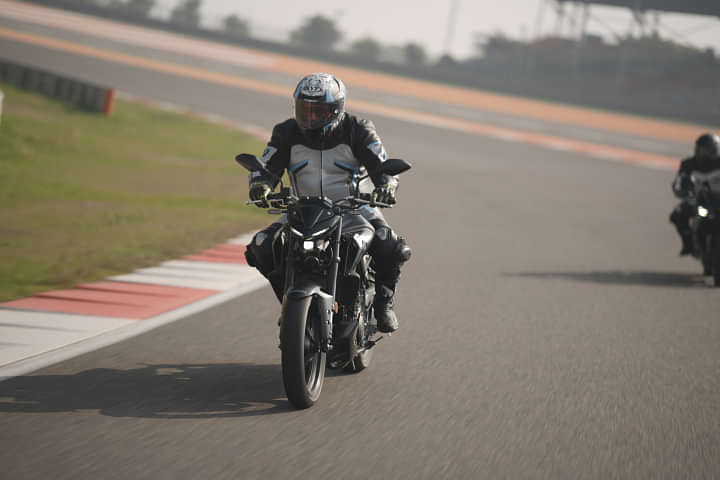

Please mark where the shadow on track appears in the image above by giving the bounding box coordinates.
[0,363,293,418]
[505,270,708,288]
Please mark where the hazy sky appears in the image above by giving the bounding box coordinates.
[155,0,720,59]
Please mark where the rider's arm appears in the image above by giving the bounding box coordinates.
[673,157,695,198]
[252,119,293,188]
[350,117,396,186]
[350,117,398,204]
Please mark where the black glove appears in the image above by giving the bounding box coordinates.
[373,176,398,205]
[672,174,692,198]
[249,180,272,207]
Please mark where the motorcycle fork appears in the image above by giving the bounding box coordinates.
[320,217,343,350]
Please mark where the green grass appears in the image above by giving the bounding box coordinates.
[0,85,269,301]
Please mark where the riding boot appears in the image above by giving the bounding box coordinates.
[374,261,403,333]
[370,230,411,333]
[374,284,399,333]
[679,232,694,256]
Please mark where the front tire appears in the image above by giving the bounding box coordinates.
[281,297,325,409]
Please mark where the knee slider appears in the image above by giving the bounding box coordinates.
[395,237,412,263]
[247,230,275,274]
[669,208,680,224]
[244,245,258,267]
[373,228,411,264]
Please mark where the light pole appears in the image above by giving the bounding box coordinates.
[443,0,460,56]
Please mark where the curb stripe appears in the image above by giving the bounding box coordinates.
[0,237,265,377]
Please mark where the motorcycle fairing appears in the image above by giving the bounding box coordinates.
[287,198,339,238]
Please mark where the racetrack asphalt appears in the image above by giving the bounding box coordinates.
[1,4,720,479]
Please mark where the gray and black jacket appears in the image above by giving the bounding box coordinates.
[252,113,394,201]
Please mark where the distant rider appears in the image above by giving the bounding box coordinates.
[669,132,720,255]
[244,73,411,333]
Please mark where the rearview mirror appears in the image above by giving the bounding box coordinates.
[235,153,264,172]
[382,158,412,176]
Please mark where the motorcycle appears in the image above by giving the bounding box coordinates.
[688,170,720,286]
[235,153,411,408]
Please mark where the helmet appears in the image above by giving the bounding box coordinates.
[293,73,346,137]
[695,132,719,157]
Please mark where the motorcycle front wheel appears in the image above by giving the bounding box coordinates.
[281,297,326,409]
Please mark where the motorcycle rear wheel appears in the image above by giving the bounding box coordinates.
[281,298,326,409]
[345,348,373,373]
[344,294,374,373]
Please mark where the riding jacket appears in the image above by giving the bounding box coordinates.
[673,155,720,197]
[252,113,393,201]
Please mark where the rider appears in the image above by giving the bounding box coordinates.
[244,73,411,333]
[670,132,720,255]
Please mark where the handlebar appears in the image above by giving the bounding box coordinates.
[245,191,293,207]
[355,193,392,208]
[245,192,393,210]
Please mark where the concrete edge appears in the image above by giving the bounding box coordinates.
[0,277,267,382]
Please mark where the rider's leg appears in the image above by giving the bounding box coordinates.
[245,222,285,301]
[670,201,693,256]
[366,212,412,333]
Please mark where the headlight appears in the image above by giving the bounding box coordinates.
[302,239,329,252]
[307,228,329,239]
[698,206,709,218]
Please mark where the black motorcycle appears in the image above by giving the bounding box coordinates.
[235,153,411,408]
[689,170,720,286]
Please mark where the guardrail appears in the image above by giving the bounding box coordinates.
[0,58,115,114]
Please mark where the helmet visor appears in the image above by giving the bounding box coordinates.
[294,98,339,131]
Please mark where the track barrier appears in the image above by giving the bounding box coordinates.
[0,58,115,114]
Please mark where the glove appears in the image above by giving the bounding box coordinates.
[249,180,272,207]
[373,176,398,205]
[672,174,692,198]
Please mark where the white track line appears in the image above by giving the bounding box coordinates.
[0,310,135,368]
[0,232,265,381]
[0,280,266,382]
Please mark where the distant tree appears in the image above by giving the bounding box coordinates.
[170,0,201,28]
[125,0,154,18]
[476,32,522,58]
[224,14,249,38]
[435,54,457,69]
[107,0,125,10]
[290,15,342,50]
[350,37,382,61]
[404,42,427,67]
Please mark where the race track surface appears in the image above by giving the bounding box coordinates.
[1,4,719,479]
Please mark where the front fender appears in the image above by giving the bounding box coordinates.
[283,280,333,352]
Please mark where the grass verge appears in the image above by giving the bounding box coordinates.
[0,85,269,302]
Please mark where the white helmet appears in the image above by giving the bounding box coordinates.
[293,73,346,137]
